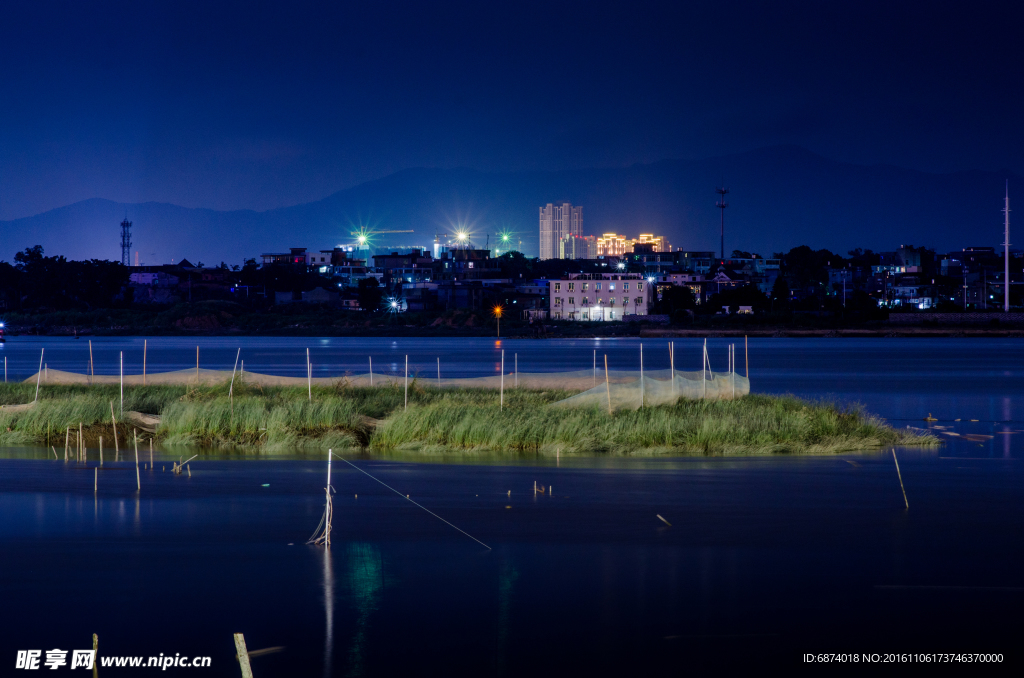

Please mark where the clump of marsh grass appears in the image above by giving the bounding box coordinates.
[0,383,936,455]
[371,393,936,456]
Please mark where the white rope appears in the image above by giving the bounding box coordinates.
[331,452,491,550]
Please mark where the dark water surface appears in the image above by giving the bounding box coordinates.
[2,337,1023,673]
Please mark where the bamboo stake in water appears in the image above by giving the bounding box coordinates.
[94,467,97,493]
[134,429,140,491]
[64,427,69,461]
[143,339,147,385]
[500,350,505,411]
[79,422,84,462]
[892,448,909,509]
[404,355,408,410]
[99,437,103,465]
[149,438,153,468]
[34,348,43,402]
[109,401,119,455]
[604,354,612,415]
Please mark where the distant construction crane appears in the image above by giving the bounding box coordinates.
[120,217,132,267]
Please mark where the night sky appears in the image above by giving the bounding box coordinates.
[1,0,1022,222]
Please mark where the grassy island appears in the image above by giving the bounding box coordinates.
[0,382,936,456]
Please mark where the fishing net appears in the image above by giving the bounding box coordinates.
[22,364,748,412]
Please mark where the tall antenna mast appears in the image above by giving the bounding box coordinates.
[120,216,132,267]
[1004,181,1011,312]
[715,186,729,259]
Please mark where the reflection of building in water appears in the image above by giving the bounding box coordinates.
[346,543,384,676]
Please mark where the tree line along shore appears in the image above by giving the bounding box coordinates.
[0,382,936,456]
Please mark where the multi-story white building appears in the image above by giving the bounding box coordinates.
[548,273,655,321]
[539,202,583,260]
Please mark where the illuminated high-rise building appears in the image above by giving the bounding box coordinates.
[539,202,582,260]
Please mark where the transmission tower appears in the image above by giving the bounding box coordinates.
[120,217,132,266]
[715,187,729,259]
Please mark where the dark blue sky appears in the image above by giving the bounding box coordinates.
[1,0,1021,221]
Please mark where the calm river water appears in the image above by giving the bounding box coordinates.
[1,337,1022,673]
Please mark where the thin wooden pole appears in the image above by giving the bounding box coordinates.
[119,351,124,416]
[404,355,408,410]
[64,427,69,461]
[234,633,254,678]
[149,437,153,468]
[437,357,441,389]
[893,448,909,509]
[34,348,43,402]
[604,354,612,415]
[229,348,241,416]
[143,339,147,385]
[593,349,596,387]
[110,401,119,454]
[500,350,505,411]
[94,467,97,493]
[89,340,94,385]
[369,357,373,387]
[79,422,84,462]
[3,356,5,383]
[99,437,103,465]
[306,348,312,402]
[639,343,644,408]
[702,339,707,399]
[134,429,140,491]
[745,335,749,379]
[515,353,518,388]
[669,341,675,396]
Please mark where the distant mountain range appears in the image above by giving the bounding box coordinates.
[1,145,1018,266]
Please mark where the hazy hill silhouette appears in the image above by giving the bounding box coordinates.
[2,146,1017,265]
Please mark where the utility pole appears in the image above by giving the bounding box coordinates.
[120,217,132,267]
[1004,181,1011,312]
[715,187,729,260]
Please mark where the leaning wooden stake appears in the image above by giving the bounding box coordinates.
[229,348,241,416]
[604,354,612,415]
[134,429,140,492]
[109,402,119,455]
[309,449,333,547]
[234,633,254,678]
[34,348,44,402]
[892,448,909,509]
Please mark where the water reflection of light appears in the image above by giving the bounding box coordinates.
[346,543,383,676]
[322,547,334,678]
